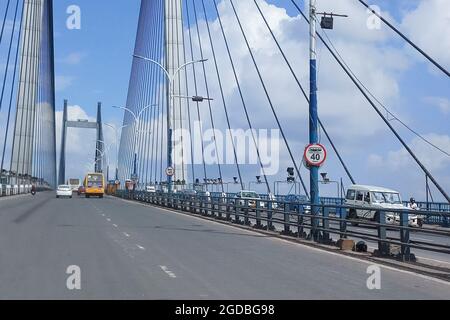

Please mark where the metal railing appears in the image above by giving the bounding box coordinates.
[115,190,450,262]
[0,184,51,197]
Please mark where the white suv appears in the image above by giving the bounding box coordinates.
[344,185,419,227]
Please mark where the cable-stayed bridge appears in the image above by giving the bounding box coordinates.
[0,0,449,300]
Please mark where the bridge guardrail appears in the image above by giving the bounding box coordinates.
[0,183,51,198]
[115,190,450,262]
[212,193,450,225]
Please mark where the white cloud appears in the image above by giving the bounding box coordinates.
[424,96,450,115]
[366,134,450,200]
[184,0,410,161]
[55,75,74,91]
[59,52,87,65]
[368,133,450,177]
[401,0,450,70]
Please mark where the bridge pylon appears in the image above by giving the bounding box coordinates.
[58,100,104,185]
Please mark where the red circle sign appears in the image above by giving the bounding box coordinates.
[304,143,327,167]
[166,167,174,177]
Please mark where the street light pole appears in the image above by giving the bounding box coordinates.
[104,123,130,181]
[133,54,208,194]
[309,0,320,240]
[112,104,156,184]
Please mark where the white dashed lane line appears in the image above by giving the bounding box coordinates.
[113,224,118,228]
[160,266,177,278]
[136,245,146,250]
[123,232,130,238]
[106,218,111,222]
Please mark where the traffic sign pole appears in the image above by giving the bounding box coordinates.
[309,0,320,241]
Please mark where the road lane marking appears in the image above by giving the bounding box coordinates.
[113,224,118,228]
[123,232,130,238]
[417,256,450,266]
[136,245,146,250]
[160,266,177,278]
[106,218,111,222]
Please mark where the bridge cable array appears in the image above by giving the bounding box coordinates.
[118,0,448,202]
[1,0,56,188]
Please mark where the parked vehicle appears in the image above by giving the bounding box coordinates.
[284,194,310,213]
[180,189,197,200]
[344,185,420,227]
[146,185,156,193]
[197,190,211,202]
[234,190,265,210]
[56,185,73,199]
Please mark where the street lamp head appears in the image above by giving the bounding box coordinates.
[287,167,295,177]
[320,172,330,183]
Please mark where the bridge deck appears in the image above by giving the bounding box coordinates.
[0,192,448,299]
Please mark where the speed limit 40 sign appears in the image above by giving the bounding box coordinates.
[166,166,175,177]
[304,143,327,167]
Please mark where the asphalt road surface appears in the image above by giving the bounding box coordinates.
[0,192,449,299]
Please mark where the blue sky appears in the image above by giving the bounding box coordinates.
[52,0,141,122]
[3,0,447,200]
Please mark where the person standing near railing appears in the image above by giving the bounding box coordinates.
[408,197,418,210]
[408,197,423,227]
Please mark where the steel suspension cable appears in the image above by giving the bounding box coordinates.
[253,0,356,185]
[191,0,224,192]
[212,0,271,193]
[321,27,450,158]
[139,0,158,185]
[0,0,20,114]
[122,0,147,180]
[0,0,23,174]
[0,0,12,46]
[12,0,36,178]
[185,0,207,183]
[358,0,449,78]
[200,0,244,190]
[291,0,450,203]
[28,1,43,182]
[135,1,153,184]
[229,0,308,197]
[181,2,195,185]
[152,0,165,184]
[174,0,186,183]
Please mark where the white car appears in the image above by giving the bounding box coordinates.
[56,185,73,199]
[146,185,156,193]
[345,185,419,227]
